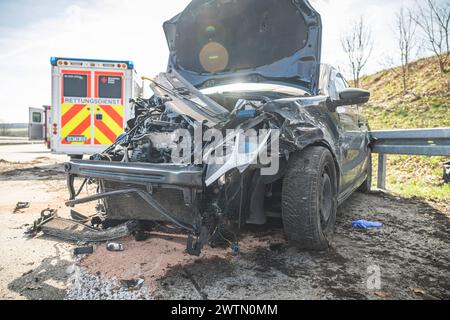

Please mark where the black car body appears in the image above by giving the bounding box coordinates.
[64,0,371,255]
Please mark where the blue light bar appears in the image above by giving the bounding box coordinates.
[50,57,134,69]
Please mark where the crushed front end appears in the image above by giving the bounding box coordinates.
[63,70,269,255]
[63,69,335,256]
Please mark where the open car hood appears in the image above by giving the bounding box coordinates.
[163,0,322,95]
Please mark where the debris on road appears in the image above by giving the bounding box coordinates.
[411,287,440,300]
[120,278,145,290]
[26,208,138,243]
[41,218,136,243]
[74,246,94,255]
[107,242,124,252]
[374,290,391,298]
[13,202,29,213]
[133,230,149,242]
[25,208,57,236]
[352,220,384,229]
[41,208,57,216]
[231,242,240,256]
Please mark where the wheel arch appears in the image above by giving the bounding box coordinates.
[284,140,341,191]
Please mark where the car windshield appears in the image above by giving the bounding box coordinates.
[201,83,309,97]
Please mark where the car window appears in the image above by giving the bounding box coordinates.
[328,70,339,100]
[335,73,348,93]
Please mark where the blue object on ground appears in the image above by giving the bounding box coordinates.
[352,220,383,229]
[231,243,240,256]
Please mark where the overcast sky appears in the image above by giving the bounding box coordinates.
[0,0,441,122]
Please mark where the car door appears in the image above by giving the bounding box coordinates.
[329,71,367,195]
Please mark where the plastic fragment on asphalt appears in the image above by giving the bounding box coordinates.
[120,278,144,290]
[352,220,383,229]
[74,246,94,255]
[107,242,124,252]
[14,202,30,213]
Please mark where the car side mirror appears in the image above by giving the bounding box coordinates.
[339,88,370,105]
[327,88,370,112]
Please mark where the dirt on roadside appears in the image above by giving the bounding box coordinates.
[79,191,450,300]
[1,148,449,300]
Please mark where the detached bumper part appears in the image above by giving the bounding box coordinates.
[26,209,138,242]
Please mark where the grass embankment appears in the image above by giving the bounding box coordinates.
[359,55,450,200]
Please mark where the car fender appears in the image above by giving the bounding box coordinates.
[262,97,342,186]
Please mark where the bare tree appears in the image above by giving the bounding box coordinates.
[411,0,450,73]
[340,16,374,87]
[396,6,417,94]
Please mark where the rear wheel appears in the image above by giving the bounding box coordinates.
[281,146,338,250]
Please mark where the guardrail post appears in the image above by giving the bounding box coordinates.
[377,154,386,189]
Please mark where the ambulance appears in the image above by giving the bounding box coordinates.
[50,57,142,158]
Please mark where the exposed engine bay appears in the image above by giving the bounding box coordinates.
[62,70,333,255]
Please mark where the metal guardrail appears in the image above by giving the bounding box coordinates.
[370,128,450,189]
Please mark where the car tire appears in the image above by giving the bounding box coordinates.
[281,146,338,250]
[357,150,372,193]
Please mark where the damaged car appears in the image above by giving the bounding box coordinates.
[61,0,372,255]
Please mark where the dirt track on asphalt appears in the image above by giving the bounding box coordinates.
[1,144,449,300]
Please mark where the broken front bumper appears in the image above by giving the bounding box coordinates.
[65,160,203,188]
[65,160,204,233]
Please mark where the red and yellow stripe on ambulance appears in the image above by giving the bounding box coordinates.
[93,72,124,145]
[60,70,92,145]
[61,101,92,144]
[61,97,124,145]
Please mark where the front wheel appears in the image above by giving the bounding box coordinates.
[281,146,338,250]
